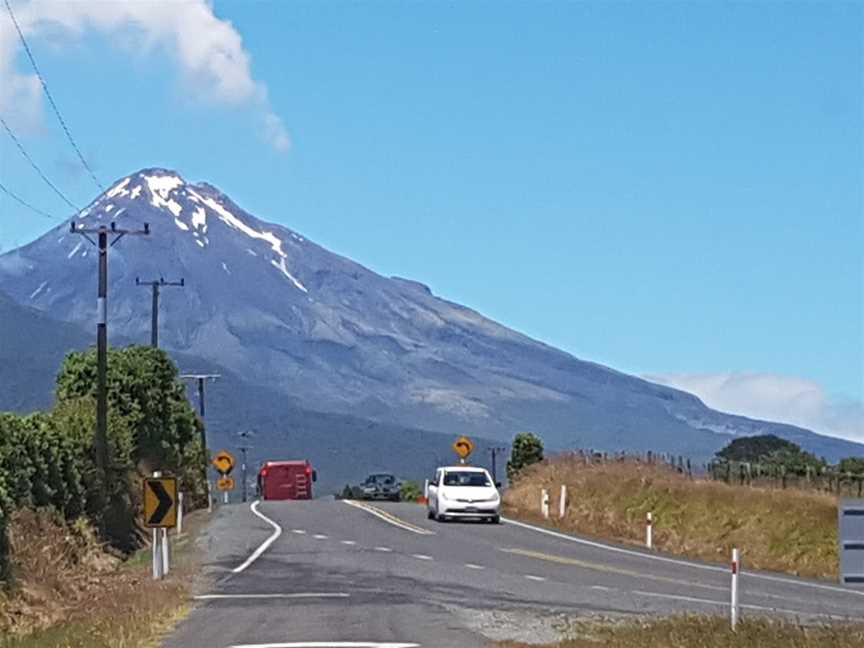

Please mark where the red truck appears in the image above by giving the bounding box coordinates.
[258,460,318,500]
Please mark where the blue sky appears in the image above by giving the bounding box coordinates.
[0,1,861,440]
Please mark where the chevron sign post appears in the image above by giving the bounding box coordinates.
[144,474,177,580]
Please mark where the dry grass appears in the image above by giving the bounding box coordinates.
[504,458,838,578]
[0,509,207,647]
[499,615,864,648]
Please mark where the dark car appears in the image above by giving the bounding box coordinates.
[359,473,401,501]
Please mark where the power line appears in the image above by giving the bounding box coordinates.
[3,0,103,192]
[0,116,80,212]
[0,179,59,220]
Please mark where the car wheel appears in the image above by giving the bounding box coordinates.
[427,508,434,520]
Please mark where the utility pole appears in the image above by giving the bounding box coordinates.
[180,373,220,454]
[489,446,507,485]
[71,222,150,480]
[135,277,184,347]
[238,430,254,503]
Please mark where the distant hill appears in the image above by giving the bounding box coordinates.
[0,304,499,490]
[0,289,91,412]
[1,168,861,464]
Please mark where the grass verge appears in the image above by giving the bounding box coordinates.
[499,615,864,647]
[503,457,838,578]
[0,509,207,648]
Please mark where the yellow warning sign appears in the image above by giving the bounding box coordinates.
[452,435,475,460]
[217,477,235,492]
[212,450,235,475]
[143,477,177,528]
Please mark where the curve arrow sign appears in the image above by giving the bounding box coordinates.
[144,477,177,528]
[452,435,475,460]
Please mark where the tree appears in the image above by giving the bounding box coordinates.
[716,434,825,474]
[507,432,544,482]
[716,435,799,463]
[56,346,202,476]
[838,457,864,474]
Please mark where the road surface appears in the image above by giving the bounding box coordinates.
[164,499,863,647]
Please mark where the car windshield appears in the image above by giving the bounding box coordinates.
[443,471,491,487]
[368,474,395,484]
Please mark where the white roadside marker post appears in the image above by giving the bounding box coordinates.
[424,479,429,500]
[152,471,163,580]
[559,485,567,519]
[177,492,184,536]
[730,547,740,630]
[224,489,229,505]
[646,512,653,549]
[207,480,213,513]
[162,527,170,574]
[541,488,550,519]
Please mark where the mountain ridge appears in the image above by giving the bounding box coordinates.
[1,167,860,463]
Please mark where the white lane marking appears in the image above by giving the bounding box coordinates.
[524,574,547,582]
[194,593,350,600]
[503,517,864,598]
[343,500,435,535]
[341,540,357,546]
[412,554,434,561]
[592,585,613,591]
[465,563,485,570]
[631,590,846,618]
[313,534,328,540]
[292,529,306,535]
[230,643,420,648]
[233,501,282,574]
[374,546,393,552]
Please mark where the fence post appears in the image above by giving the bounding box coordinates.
[730,548,740,630]
[559,485,567,519]
[646,512,653,549]
[541,489,549,519]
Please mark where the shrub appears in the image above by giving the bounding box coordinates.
[507,432,544,482]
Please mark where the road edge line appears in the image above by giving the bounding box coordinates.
[502,516,864,597]
[232,500,283,574]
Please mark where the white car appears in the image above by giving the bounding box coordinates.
[427,466,501,524]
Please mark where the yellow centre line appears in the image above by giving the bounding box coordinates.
[344,500,435,535]
[500,547,727,593]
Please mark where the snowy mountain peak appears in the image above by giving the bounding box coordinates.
[67,168,311,292]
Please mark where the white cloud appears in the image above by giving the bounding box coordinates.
[645,372,864,444]
[0,0,289,151]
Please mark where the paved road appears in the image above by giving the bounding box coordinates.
[165,499,864,648]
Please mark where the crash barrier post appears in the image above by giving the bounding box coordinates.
[541,488,550,519]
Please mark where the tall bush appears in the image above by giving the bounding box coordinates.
[507,432,544,482]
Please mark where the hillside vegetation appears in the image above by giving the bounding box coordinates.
[503,456,839,579]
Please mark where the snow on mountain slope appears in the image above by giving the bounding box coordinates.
[1,168,860,462]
